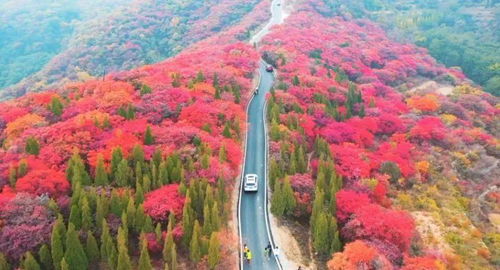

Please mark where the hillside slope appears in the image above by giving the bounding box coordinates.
[262,0,499,268]
[0,0,270,101]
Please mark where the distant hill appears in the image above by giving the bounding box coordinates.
[0,0,267,100]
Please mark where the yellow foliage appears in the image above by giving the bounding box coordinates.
[453,84,482,95]
[407,94,440,112]
[5,113,46,139]
[416,160,430,175]
[441,114,457,125]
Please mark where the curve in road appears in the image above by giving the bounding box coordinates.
[238,1,285,269]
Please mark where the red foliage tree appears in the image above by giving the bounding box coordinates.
[15,169,70,198]
[336,189,372,224]
[143,184,185,221]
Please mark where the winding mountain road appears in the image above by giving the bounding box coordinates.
[238,1,285,269]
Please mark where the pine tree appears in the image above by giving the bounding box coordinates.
[207,232,220,270]
[50,96,64,116]
[60,258,69,270]
[111,147,124,177]
[292,75,300,86]
[195,70,205,82]
[170,247,178,270]
[313,212,330,255]
[64,224,88,270]
[282,177,297,215]
[38,244,52,270]
[143,216,154,233]
[94,154,109,186]
[135,204,146,232]
[222,122,231,138]
[163,228,175,264]
[85,231,99,264]
[126,198,136,231]
[0,253,10,270]
[95,195,107,230]
[158,161,169,185]
[23,252,40,270]
[189,220,202,262]
[81,196,92,230]
[116,244,132,270]
[115,159,131,187]
[66,152,90,186]
[214,86,221,99]
[138,237,153,270]
[155,223,162,243]
[135,162,143,185]
[144,126,155,145]
[25,137,40,155]
[271,181,285,216]
[310,188,324,234]
[69,205,82,229]
[100,220,111,261]
[8,165,17,187]
[182,195,195,246]
[202,203,212,236]
[296,145,307,173]
[211,202,221,232]
[51,219,64,270]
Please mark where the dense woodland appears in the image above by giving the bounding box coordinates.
[0,0,268,101]
[263,0,499,268]
[0,0,498,269]
[313,0,500,96]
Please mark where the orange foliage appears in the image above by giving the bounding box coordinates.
[92,80,135,107]
[402,256,446,270]
[407,94,440,112]
[192,82,216,95]
[415,160,430,175]
[327,240,391,270]
[5,113,46,139]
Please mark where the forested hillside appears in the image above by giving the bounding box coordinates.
[0,0,133,91]
[311,0,500,95]
[264,0,499,268]
[0,0,269,101]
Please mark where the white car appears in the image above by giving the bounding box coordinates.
[244,174,258,192]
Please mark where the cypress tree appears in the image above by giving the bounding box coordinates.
[218,144,227,163]
[100,220,111,261]
[126,198,136,231]
[115,159,131,187]
[94,154,109,186]
[95,195,107,230]
[135,182,145,205]
[135,204,146,232]
[144,126,155,145]
[8,165,17,187]
[310,188,325,234]
[189,220,202,262]
[23,252,40,270]
[296,145,307,173]
[17,159,28,177]
[313,212,330,255]
[50,96,64,116]
[195,70,205,82]
[64,224,88,270]
[222,122,232,138]
[214,86,221,99]
[68,204,82,230]
[182,195,194,246]
[135,162,143,185]
[38,244,52,270]
[271,181,285,216]
[51,220,64,270]
[292,75,300,86]
[110,190,123,216]
[0,253,9,270]
[142,174,151,193]
[25,137,40,155]
[282,177,297,215]
[110,147,124,177]
[138,237,153,270]
[132,144,145,166]
[163,228,175,264]
[170,247,178,270]
[85,231,99,264]
[158,161,169,185]
[143,216,154,233]
[211,202,221,232]
[202,203,212,236]
[207,232,220,270]
[155,223,162,243]
[81,196,92,230]
[168,212,176,231]
[66,152,90,186]
[60,258,69,270]
[116,244,132,270]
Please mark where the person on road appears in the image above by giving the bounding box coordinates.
[274,246,280,260]
[246,249,253,263]
[264,242,272,259]
[243,244,249,260]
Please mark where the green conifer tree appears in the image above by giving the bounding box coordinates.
[110,147,124,177]
[115,159,131,187]
[60,258,69,270]
[143,216,154,233]
[222,122,232,138]
[94,154,109,186]
[64,224,88,270]
[81,196,92,230]
[0,253,10,270]
[23,252,40,270]
[313,212,330,255]
[116,244,132,270]
[162,228,175,264]
[69,204,82,230]
[271,181,285,216]
[189,220,202,262]
[25,137,40,155]
[138,236,153,270]
[207,232,220,270]
[135,204,146,232]
[51,219,64,270]
[38,244,52,270]
[126,198,136,231]
[144,126,155,145]
[182,195,195,246]
[85,231,99,264]
[292,75,300,86]
[50,96,64,116]
[282,177,297,215]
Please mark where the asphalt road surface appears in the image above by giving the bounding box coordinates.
[240,61,280,270]
[239,1,284,269]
